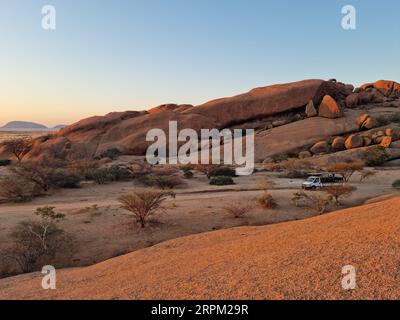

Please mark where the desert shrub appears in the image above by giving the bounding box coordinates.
[223,201,253,218]
[256,177,274,190]
[193,164,218,176]
[180,164,195,173]
[392,180,400,189]
[272,153,289,163]
[99,148,122,160]
[107,165,134,181]
[322,185,356,206]
[183,170,194,179]
[207,166,236,178]
[48,169,82,188]
[0,159,11,166]
[292,191,333,214]
[2,206,72,273]
[8,162,82,192]
[209,176,235,186]
[68,159,99,180]
[359,170,376,182]
[0,176,39,202]
[256,192,278,209]
[89,165,134,184]
[89,168,113,184]
[363,146,389,166]
[139,174,184,189]
[326,160,365,183]
[286,152,299,159]
[118,189,175,228]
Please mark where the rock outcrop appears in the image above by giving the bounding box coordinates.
[318,95,343,119]
[310,141,330,154]
[305,100,317,117]
[11,79,355,161]
[345,134,364,149]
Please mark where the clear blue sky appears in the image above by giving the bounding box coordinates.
[0,0,399,126]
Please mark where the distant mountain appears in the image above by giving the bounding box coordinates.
[1,121,48,131]
[53,124,67,130]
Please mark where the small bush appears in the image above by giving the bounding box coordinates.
[0,159,11,166]
[118,189,175,228]
[180,164,195,173]
[139,174,184,189]
[89,165,134,184]
[209,176,235,186]
[223,201,253,218]
[99,148,122,160]
[2,206,72,273]
[392,180,400,189]
[183,170,194,179]
[49,169,82,188]
[0,177,39,202]
[207,166,236,178]
[256,192,278,209]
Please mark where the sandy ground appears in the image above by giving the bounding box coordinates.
[1,166,400,273]
[2,196,400,300]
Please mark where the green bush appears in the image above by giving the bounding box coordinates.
[392,180,400,189]
[183,170,194,179]
[207,166,236,178]
[50,169,81,188]
[209,176,235,186]
[139,174,184,189]
[0,160,11,166]
[89,166,133,184]
[100,148,122,160]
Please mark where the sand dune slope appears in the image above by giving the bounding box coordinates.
[1,197,400,300]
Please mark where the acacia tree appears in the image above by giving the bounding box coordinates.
[3,137,32,162]
[326,160,365,183]
[322,185,356,206]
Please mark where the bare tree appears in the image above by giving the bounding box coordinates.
[292,191,333,215]
[3,137,32,162]
[322,185,356,206]
[223,201,253,218]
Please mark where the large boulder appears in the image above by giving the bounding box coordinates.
[360,80,400,97]
[380,136,392,148]
[345,94,359,108]
[345,135,364,149]
[318,95,343,119]
[305,100,317,117]
[331,137,345,151]
[310,141,330,155]
[356,114,378,130]
[362,117,379,130]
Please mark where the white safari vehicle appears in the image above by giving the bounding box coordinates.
[302,173,344,190]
